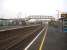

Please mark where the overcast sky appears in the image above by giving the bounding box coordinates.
[0,0,66,18]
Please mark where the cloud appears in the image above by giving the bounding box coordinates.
[0,0,64,18]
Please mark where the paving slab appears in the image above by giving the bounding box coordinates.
[44,25,67,50]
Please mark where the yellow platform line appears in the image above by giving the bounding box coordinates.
[39,27,48,50]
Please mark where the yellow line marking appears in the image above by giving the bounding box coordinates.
[24,27,46,50]
[39,27,48,50]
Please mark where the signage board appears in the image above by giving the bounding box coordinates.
[63,19,67,32]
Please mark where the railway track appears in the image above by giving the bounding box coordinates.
[0,25,44,50]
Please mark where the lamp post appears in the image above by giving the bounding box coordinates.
[56,10,60,19]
